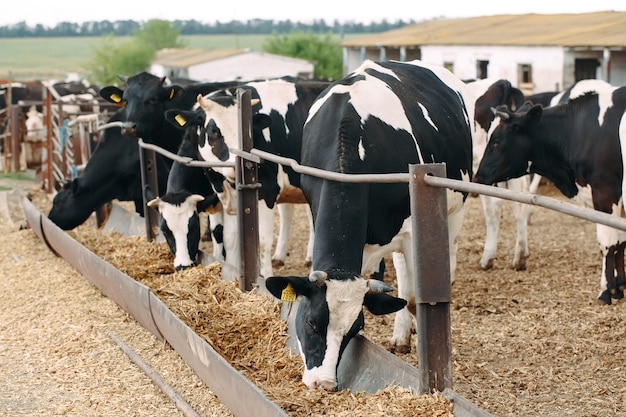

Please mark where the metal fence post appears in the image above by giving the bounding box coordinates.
[409,163,452,393]
[236,88,260,291]
[139,143,160,241]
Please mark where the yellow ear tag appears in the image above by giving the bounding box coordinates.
[281,283,297,301]
[169,88,175,100]
[111,93,121,103]
[174,114,187,127]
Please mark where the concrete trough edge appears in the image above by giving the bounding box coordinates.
[22,197,494,417]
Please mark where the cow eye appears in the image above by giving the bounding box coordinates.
[305,319,318,333]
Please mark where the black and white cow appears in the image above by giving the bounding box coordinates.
[47,108,171,229]
[264,60,475,390]
[167,77,330,278]
[466,78,530,270]
[144,115,224,269]
[474,80,626,304]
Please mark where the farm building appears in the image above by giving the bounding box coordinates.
[149,48,315,82]
[341,11,626,94]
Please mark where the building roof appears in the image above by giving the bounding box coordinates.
[341,11,626,48]
[152,48,314,69]
[152,48,249,68]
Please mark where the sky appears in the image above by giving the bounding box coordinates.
[3,0,626,27]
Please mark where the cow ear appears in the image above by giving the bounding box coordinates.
[144,184,157,202]
[99,86,125,106]
[265,276,314,301]
[162,85,185,102]
[165,110,197,129]
[523,104,543,129]
[363,292,407,315]
[69,178,80,194]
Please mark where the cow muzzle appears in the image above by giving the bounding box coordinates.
[120,121,137,137]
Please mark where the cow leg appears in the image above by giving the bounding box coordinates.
[447,192,466,284]
[479,194,502,270]
[258,203,275,279]
[304,205,314,267]
[272,203,294,267]
[208,211,225,261]
[615,241,626,296]
[390,249,415,354]
[598,246,617,305]
[222,211,239,271]
[201,214,212,242]
[596,223,622,305]
[508,178,530,271]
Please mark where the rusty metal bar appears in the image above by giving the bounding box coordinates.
[139,144,160,241]
[409,163,452,393]
[42,87,54,192]
[108,331,201,417]
[236,88,260,291]
[9,105,21,172]
[424,174,626,232]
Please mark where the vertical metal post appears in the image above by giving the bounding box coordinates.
[43,87,54,192]
[9,106,21,172]
[139,142,160,241]
[236,88,260,291]
[409,163,452,393]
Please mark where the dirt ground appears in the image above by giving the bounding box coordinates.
[0,180,234,417]
[3,174,626,417]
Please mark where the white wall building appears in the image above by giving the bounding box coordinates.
[341,12,626,94]
[149,48,315,82]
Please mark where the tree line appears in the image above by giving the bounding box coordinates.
[0,18,416,38]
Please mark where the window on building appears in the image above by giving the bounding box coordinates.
[476,60,489,79]
[517,63,534,96]
[519,64,532,84]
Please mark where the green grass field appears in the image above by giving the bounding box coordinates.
[0,33,360,82]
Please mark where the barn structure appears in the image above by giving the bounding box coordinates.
[149,48,315,82]
[341,11,626,94]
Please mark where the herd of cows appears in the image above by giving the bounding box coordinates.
[27,60,626,392]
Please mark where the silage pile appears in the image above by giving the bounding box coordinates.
[69,229,453,417]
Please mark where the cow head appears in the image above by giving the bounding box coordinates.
[474,102,541,187]
[265,270,406,391]
[145,186,219,270]
[48,179,92,229]
[470,79,525,174]
[99,72,184,138]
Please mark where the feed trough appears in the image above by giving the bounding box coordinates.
[22,197,491,416]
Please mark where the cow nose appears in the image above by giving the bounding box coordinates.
[311,380,337,391]
[121,121,137,136]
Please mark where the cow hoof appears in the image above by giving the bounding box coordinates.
[479,259,494,270]
[272,259,285,267]
[390,344,411,354]
[612,289,624,300]
[596,291,612,305]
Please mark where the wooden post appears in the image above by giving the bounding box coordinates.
[409,163,452,393]
[236,88,260,291]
